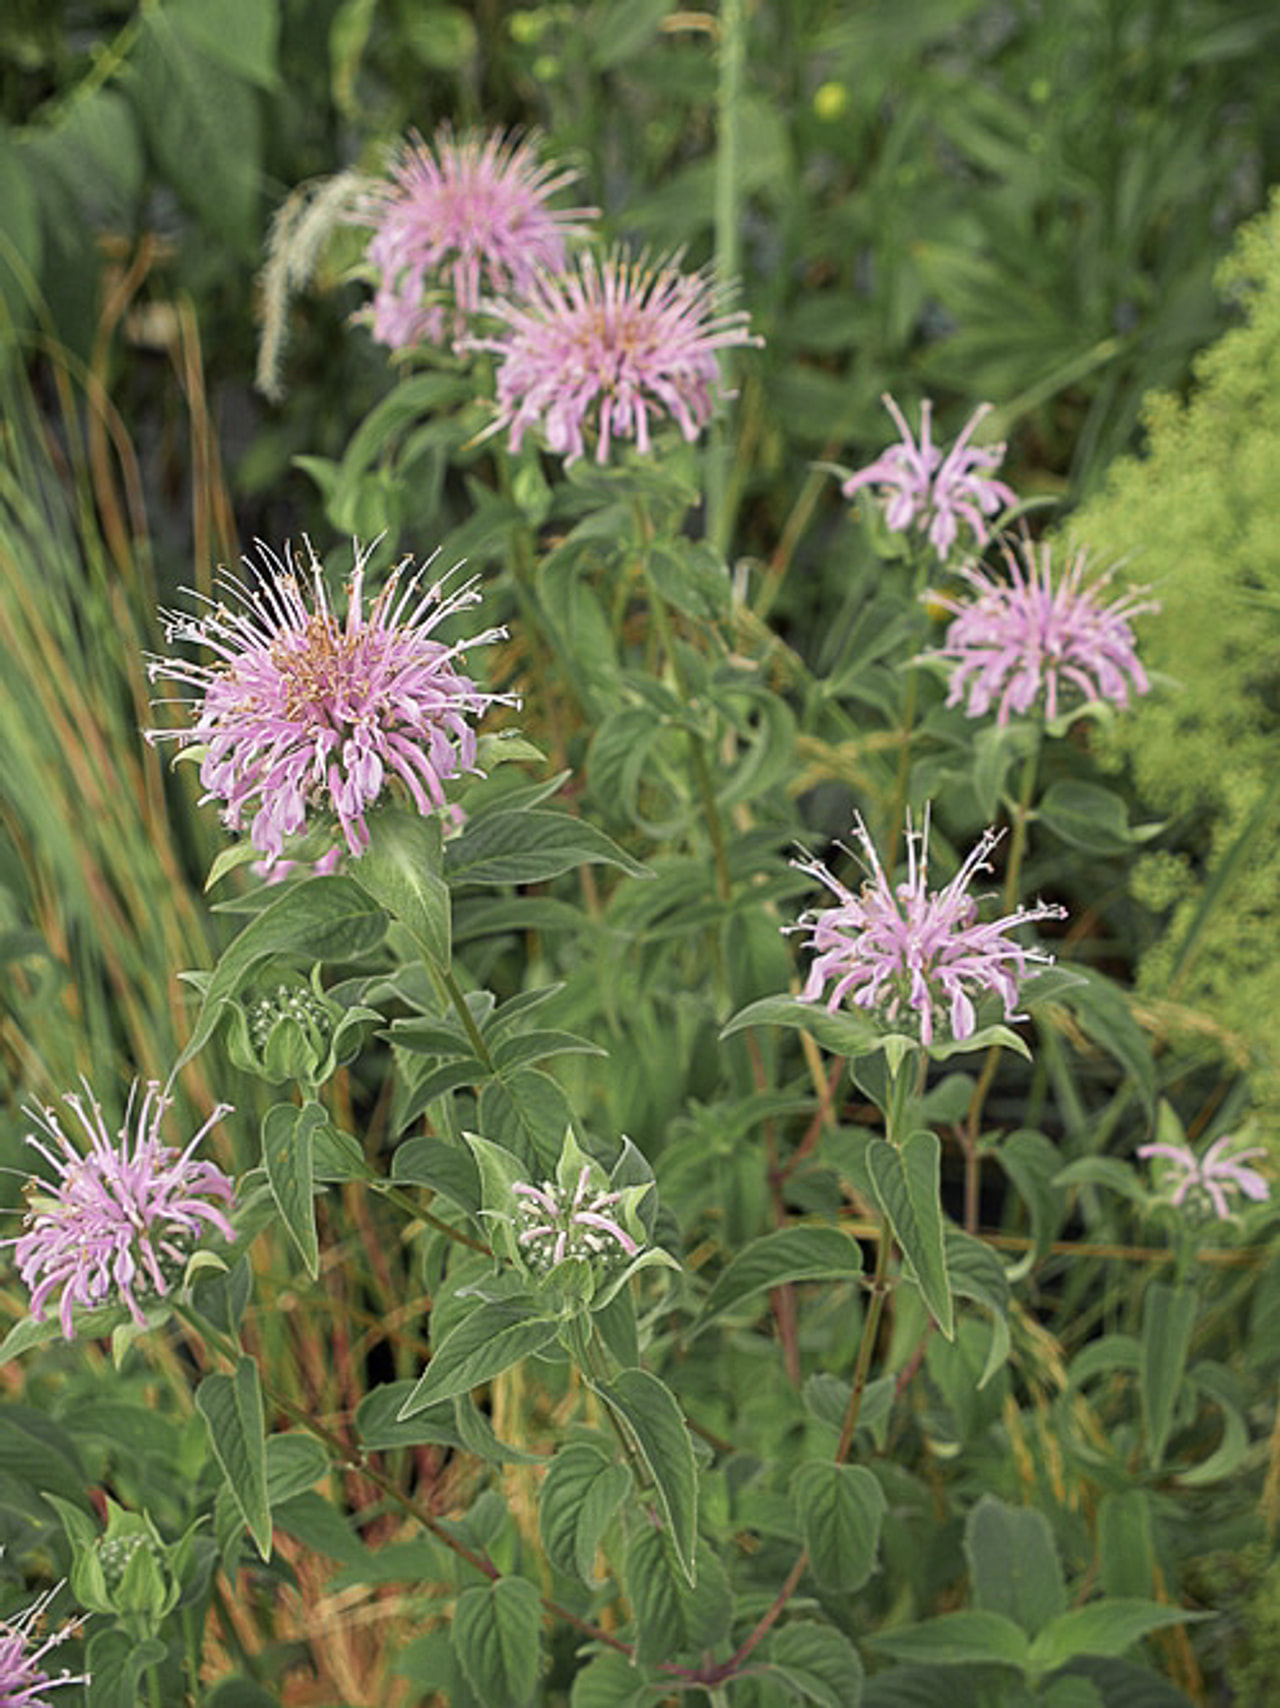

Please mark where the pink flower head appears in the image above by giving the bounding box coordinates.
[0,1587,87,1706]
[147,539,513,865]
[842,395,1017,560]
[792,811,1065,1047]
[4,1081,237,1340]
[1137,1135,1269,1222]
[512,1165,639,1271]
[356,126,596,350]
[468,248,760,464]
[928,535,1158,726]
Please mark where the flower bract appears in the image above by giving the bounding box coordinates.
[356,126,595,350]
[5,1082,236,1340]
[0,1588,87,1706]
[842,394,1017,560]
[792,812,1065,1047]
[468,249,759,464]
[147,539,511,865]
[1137,1134,1269,1221]
[928,535,1158,726]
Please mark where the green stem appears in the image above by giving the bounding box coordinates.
[640,542,733,904]
[428,959,496,1076]
[180,1307,632,1656]
[835,1218,893,1464]
[708,0,746,554]
[964,735,1043,1224]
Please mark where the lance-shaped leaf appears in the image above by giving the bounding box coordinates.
[196,1356,272,1560]
[1029,1600,1207,1674]
[177,877,386,1069]
[397,1300,561,1417]
[720,994,883,1060]
[868,1130,953,1339]
[447,808,650,885]
[592,1369,698,1585]
[691,1225,863,1338]
[1141,1282,1197,1469]
[351,808,450,970]
[261,1101,327,1278]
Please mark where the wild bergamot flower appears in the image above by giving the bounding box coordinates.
[841,394,1016,561]
[792,812,1065,1047]
[512,1166,640,1272]
[356,126,595,350]
[1138,1134,1269,1221]
[147,539,511,866]
[928,535,1158,726]
[468,248,759,464]
[5,1081,236,1340]
[0,1587,87,1705]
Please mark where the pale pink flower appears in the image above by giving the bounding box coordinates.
[1137,1135,1269,1221]
[0,1587,87,1705]
[468,249,759,464]
[929,536,1158,726]
[513,1166,639,1271]
[792,812,1065,1047]
[147,539,511,865]
[842,395,1016,560]
[5,1082,236,1340]
[356,127,595,350]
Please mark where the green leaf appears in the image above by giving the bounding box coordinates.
[869,1610,1031,1670]
[646,539,731,620]
[356,1382,472,1453]
[196,1357,272,1560]
[626,1528,733,1669]
[1048,969,1155,1115]
[1029,1601,1204,1672]
[163,0,281,86]
[1177,1362,1250,1487]
[391,1135,482,1216]
[264,1433,327,1505]
[352,808,450,970]
[720,994,883,1059]
[964,1496,1065,1636]
[869,1131,953,1338]
[0,1408,89,1508]
[176,877,386,1070]
[479,1068,576,1169]
[397,1301,560,1415]
[539,1439,630,1584]
[273,1491,370,1567]
[570,1648,661,1707]
[1096,1492,1154,1600]
[447,808,650,885]
[793,1462,886,1592]
[1140,1282,1197,1469]
[692,1224,863,1336]
[766,1621,865,1708]
[261,1101,326,1278]
[129,9,262,252]
[0,1305,127,1363]
[86,1630,168,1708]
[944,1228,1012,1387]
[593,1369,698,1584]
[1037,781,1160,857]
[452,1576,542,1708]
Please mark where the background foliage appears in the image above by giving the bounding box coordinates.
[1,2,1279,1706]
